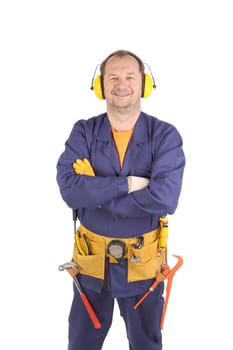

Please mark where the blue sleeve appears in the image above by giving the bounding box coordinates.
[56,120,128,209]
[102,125,185,217]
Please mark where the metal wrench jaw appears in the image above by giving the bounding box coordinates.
[58,261,80,273]
[159,255,183,281]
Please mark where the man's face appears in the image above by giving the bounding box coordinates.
[103,55,143,111]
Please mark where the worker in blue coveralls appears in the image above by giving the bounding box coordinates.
[56,49,185,350]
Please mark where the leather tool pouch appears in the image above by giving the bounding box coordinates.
[72,233,106,280]
[127,238,161,282]
[72,226,162,282]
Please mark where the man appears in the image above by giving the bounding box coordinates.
[56,50,185,349]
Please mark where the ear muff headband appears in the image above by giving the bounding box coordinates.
[93,73,154,100]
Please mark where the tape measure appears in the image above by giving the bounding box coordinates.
[107,240,126,263]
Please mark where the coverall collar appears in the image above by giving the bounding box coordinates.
[95,112,149,174]
[97,112,149,144]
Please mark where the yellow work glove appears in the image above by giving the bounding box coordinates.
[73,158,95,176]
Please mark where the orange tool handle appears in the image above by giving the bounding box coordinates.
[133,255,183,329]
[80,293,102,329]
[160,255,183,329]
[72,276,101,329]
[160,276,173,329]
[133,280,160,310]
[67,268,102,329]
[133,266,170,311]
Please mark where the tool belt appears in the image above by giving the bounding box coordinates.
[72,225,166,283]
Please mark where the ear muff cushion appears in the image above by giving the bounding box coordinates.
[143,73,154,98]
[93,75,104,99]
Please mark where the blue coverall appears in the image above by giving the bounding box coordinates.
[56,112,185,349]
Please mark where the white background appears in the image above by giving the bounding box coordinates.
[0,1,232,349]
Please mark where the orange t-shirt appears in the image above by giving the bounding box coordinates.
[112,129,133,168]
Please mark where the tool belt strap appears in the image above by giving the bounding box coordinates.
[79,224,160,250]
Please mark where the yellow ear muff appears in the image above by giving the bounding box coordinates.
[143,73,154,98]
[93,75,104,100]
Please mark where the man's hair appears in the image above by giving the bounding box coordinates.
[100,50,145,78]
